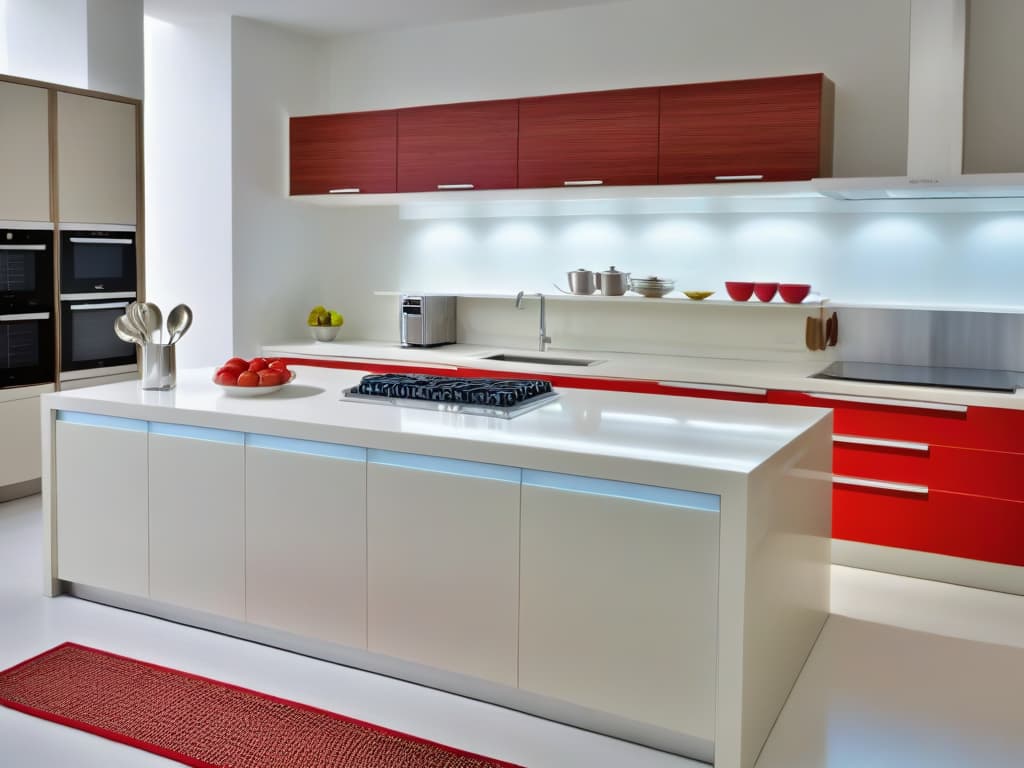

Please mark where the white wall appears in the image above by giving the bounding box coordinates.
[230,17,329,357]
[2,0,89,87]
[143,11,232,368]
[87,0,143,99]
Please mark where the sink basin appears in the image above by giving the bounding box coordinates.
[482,353,602,367]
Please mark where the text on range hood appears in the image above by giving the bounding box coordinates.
[813,172,1024,200]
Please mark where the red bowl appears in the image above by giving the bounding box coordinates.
[779,283,811,304]
[724,281,755,301]
[753,282,779,302]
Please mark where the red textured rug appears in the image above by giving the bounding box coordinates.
[0,643,525,768]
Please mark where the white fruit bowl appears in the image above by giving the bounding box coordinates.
[310,326,341,342]
[214,371,296,397]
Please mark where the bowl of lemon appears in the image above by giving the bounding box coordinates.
[307,305,344,341]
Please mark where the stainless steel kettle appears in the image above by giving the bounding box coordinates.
[566,269,596,295]
[595,266,631,296]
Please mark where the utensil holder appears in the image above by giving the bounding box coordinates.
[141,342,176,390]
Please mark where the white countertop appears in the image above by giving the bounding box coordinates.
[42,365,829,487]
[264,339,1024,410]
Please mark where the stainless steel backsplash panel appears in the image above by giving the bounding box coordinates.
[836,307,1024,371]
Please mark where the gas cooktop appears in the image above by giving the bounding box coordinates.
[342,373,559,418]
[812,361,1024,393]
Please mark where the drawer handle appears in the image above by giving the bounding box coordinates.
[658,380,767,396]
[563,180,603,186]
[328,188,361,194]
[833,475,929,495]
[437,183,475,190]
[714,174,764,181]
[803,392,968,414]
[833,435,930,453]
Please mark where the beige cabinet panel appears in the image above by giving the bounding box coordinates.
[149,427,244,619]
[57,92,136,225]
[367,454,520,686]
[519,476,720,740]
[0,81,50,222]
[245,439,367,648]
[0,395,44,487]
[56,416,148,596]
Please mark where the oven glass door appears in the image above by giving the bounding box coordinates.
[0,312,55,387]
[60,300,136,372]
[0,235,54,312]
[59,232,136,294]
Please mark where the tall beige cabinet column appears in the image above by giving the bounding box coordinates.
[0,81,51,222]
[57,92,137,225]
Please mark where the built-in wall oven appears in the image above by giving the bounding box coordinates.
[0,227,55,388]
[58,226,137,382]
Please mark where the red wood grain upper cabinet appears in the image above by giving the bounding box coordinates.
[517,88,660,189]
[659,74,834,184]
[397,100,518,192]
[289,111,397,195]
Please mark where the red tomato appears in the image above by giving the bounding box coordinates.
[268,360,290,373]
[236,370,260,387]
[257,369,284,387]
[248,357,268,372]
[214,367,240,386]
[224,357,248,369]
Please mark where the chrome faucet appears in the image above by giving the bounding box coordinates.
[515,291,551,352]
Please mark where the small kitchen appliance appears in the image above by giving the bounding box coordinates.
[399,294,456,347]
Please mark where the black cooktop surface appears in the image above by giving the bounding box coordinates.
[812,361,1024,393]
[354,373,554,407]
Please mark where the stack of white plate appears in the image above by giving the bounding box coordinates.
[629,276,675,298]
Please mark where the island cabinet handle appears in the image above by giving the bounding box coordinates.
[328,188,361,194]
[803,392,968,414]
[437,183,475,190]
[658,380,768,396]
[563,180,603,186]
[833,435,930,453]
[833,475,929,496]
[714,174,764,181]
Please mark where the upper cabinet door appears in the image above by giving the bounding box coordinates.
[0,81,50,222]
[290,111,397,195]
[397,100,518,192]
[57,92,137,225]
[659,73,834,184]
[518,88,660,189]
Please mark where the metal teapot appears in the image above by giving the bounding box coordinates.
[595,266,631,296]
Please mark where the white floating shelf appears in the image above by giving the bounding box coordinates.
[374,290,829,306]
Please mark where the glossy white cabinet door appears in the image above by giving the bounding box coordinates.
[149,426,244,619]
[57,92,137,225]
[367,453,520,686]
[245,437,367,648]
[0,81,50,221]
[56,416,148,596]
[0,396,43,488]
[519,473,720,740]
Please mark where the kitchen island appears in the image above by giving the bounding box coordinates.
[40,365,831,768]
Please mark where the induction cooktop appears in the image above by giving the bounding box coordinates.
[812,361,1024,393]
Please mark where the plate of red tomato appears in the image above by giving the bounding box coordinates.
[213,357,295,397]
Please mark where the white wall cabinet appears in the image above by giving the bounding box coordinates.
[366,451,521,686]
[0,394,45,489]
[55,414,148,596]
[148,424,244,619]
[0,81,50,221]
[519,471,720,740]
[245,436,367,648]
[57,91,137,225]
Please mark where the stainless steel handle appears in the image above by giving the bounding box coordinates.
[68,237,133,245]
[658,381,768,396]
[0,312,50,321]
[69,301,130,311]
[60,291,137,301]
[833,435,930,453]
[328,188,361,194]
[715,174,764,181]
[437,184,474,190]
[0,244,45,251]
[803,392,968,414]
[563,180,604,186]
[833,475,929,496]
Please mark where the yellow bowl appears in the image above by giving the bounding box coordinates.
[683,291,714,301]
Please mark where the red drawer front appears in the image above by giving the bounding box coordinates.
[834,441,1024,501]
[769,390,1024,452]
[834,484,1024,566]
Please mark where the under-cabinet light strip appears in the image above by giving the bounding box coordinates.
[57,411,147,432]
[245,433,365,461]
[368,449,520,484]
[522,470,720,513]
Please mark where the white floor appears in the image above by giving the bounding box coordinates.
[3,495,1024,768]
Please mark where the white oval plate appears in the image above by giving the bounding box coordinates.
[214,370,295,397]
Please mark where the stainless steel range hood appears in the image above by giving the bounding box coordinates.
[813,172,1024,200]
